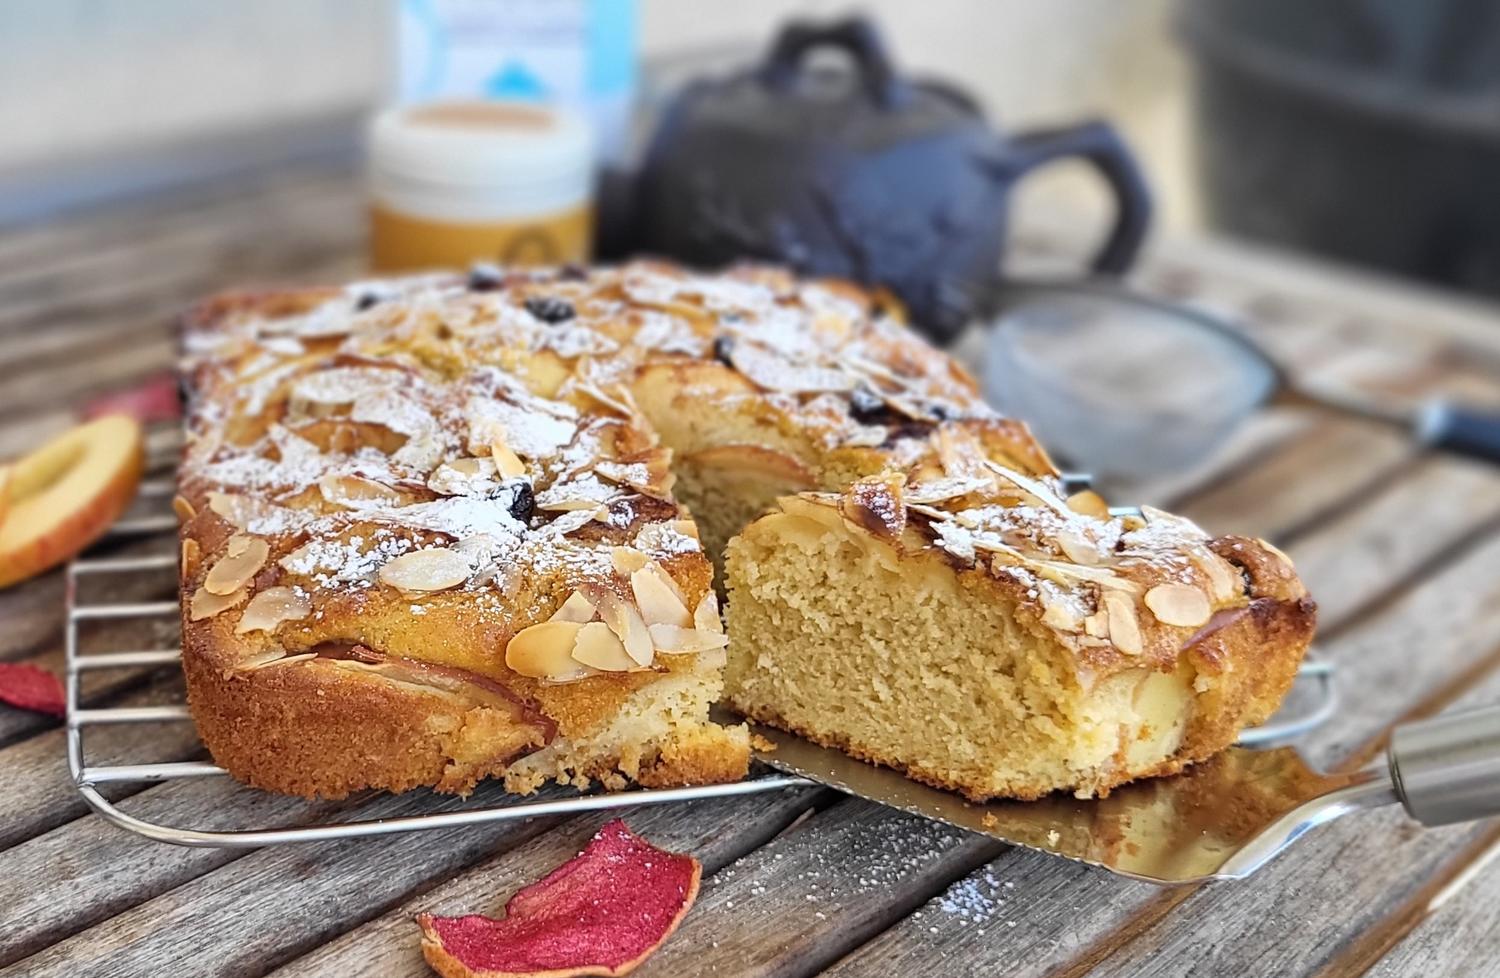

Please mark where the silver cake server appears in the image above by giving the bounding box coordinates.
[744,703,1500,885]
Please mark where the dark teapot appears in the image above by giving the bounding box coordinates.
[630,16,1152,344]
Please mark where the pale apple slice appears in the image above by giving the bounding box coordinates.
[0,415,145,588]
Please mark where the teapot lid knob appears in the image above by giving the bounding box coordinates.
[756,16,911,109]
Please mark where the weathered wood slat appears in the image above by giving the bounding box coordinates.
[268,788,825,978]
[0,166,356,283]
[0,673,200,851]
[1363,839,1500,976]
[1177,418,1414,542]
[3,786,531,977]
[632,799,1003,978]
[0,778,334,968]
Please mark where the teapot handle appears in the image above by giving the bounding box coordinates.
[758,16,909,108]
[1005,121,1153,275]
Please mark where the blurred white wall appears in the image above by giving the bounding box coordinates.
[0,0,1192,225]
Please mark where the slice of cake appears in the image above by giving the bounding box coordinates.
[723,476,1315,800]
[177,276,750,799]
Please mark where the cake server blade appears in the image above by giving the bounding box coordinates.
[743,702,1500,885]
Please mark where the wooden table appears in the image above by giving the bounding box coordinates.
[4,163,1500,978]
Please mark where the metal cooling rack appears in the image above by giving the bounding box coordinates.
[62,442,1334,848]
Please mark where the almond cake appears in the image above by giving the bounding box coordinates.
[177,261,1314,801]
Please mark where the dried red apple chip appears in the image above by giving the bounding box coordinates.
[417,819,700,978]
[0,662,65,716]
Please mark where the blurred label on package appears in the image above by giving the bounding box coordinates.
[398,0,636,161]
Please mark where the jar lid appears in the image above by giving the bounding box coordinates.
[370,101,594,189]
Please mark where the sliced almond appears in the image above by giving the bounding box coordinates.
[506,620,591,681]
[1191,547,1240,604]
[1083,610,1110,639]
[206,491,270,531]
[233,648,289,672]
[189,585,248,621]
[250,652,316,670]
[671,519,701,541]
[983,461,1072,517]
[693,591,723,634]
[1041,599,1083,632]
[181,538,201,577]
[585,586,654,666]
[204,535,270,595]
[1144,583,1212,628]
[549,590,597,624]
[319,473,401,508]
[1065,490,1110,519]
[1054,527,1101,566]
[235,586,312,634]
[631,563,691,628]
[1103,591,1144,655]
[570,621,639,671]
[649,623,730,654]
[610,546,650,576]
[378,547,472,593]
[172,495,197,523]
[491,435,527,479]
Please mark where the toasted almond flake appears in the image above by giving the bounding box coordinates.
[903,477,991,506]
[570,621,638,671]
[1055,528,1101,566]
[1141,505,1208,538]
[585,587,655,666]
[1030,558,1142,593]
[549,590,597,624]
[378,547,472,593]
[649,623,730,654]
[1104,591,1143,655]
[631,564,691,628]
[172,495,197,523]
[206,491,273,531]
[1258,538,1296,574]
[670,519,700,541]
[206,491,237,517]
[983,461,1072,517]
[1144,583,1212,627]
[610,547,650,576]
[1066,490,1111,519]
[181,538,201,576]
[538,496,606,513]
[1083,610,1109,638]
[204,536,270,595]
[254,652,317,670]
[233,648,288,672]
[235,586,312,635]
[1192,548,1240,603]
[693,592,722,634]
[506,620,592,681]
[1041,599,1083,632]
[491,436,527,478]
[319,473,401,508]
[190,585,248,621]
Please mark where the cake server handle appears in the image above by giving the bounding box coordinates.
[1388,704,1500,826]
